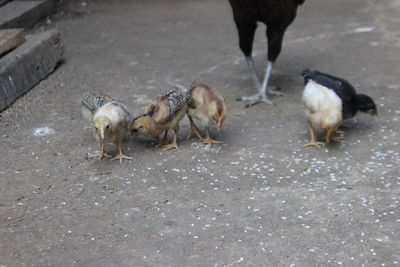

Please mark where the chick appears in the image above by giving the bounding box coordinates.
[186,82,227,145]
[130,89,188,150]
[302,79,342,148]
[301,69,377,148]
[81,92,132,162]
[302,69,377,120]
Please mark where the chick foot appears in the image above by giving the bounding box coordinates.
[155,132,169,148]
[155,139,169,148]
[110,142,133,163]
[162,133,179,150]
[110,153,133,163]
[88,152,112,161]
[88,144,112,161]
[162,142,179,150]
[201,138,222,145]
[304,140,325,148]
[200,128,222,146]
[330,136,344,143]
[304,127,324,148]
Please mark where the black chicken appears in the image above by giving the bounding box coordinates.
[228,0,305,107]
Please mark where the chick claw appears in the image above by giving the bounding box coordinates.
[88,152,112,161]
[155,138,169,148]
[304,141,325,149]
[201,138,223,146]
[110,153,133,163]
[162,143,179,150]
[330,136,344,143]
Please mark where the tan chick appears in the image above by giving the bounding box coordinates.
[186,82,227,145]
[130,89,188,150]
[81,92,133,162]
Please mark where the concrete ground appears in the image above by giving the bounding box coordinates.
[1,0,399,266]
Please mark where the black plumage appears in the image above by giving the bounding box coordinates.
[228,0,305,106]
[302,69,377,120]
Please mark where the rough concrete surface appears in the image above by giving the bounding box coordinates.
[0,0,399,266]
[0,0,54,29]
[0,28,25,56]
[0,29,63,111]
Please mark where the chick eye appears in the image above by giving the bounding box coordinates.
[95,127,98,131]
[106,125,110,129]
[139,125,144,129]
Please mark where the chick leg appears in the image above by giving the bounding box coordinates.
[304,126,325,148]
[88,143,112,160]
[201,127,222,145]
[329,126,344,143]
[155,130,169,147]
[111,138,133,163]
[187,115,203,141]
[325,127,344,144]
[163,128,179,150]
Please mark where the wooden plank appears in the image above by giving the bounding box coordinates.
[0,28,25,56]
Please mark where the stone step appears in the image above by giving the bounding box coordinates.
[0,29,63,111]
[0,28,25,56]
[0,0,54,29]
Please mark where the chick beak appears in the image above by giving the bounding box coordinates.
[100,128,105,139]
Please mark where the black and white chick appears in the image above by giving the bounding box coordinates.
[130,88,188,150]
[81,92,133,162]
[302,69,377,148]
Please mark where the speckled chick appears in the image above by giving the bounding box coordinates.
[81,92,132,163]
[186,82,227,145]
[130,88,188,150]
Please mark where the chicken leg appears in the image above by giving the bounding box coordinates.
[236,23,287,107]
[237,61,283,107]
